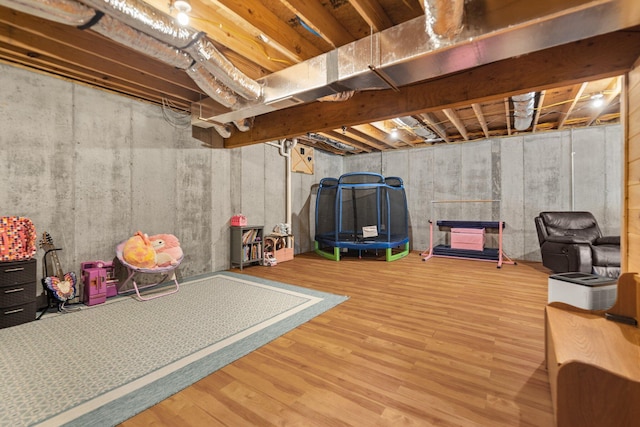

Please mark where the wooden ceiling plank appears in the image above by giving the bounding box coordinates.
[557,82,588,129]
[0,47,192,110]
[368,122,416,146]
[348,0,394,32]
[354,123,402,147]
[225,31,640,147]
[190,2,289,73]
[0,22,200,103]
[279,0,354,48]
[140,0,287,74]
[531,90,546,133]
[471,103,490,138]
[417,113,449,143]
[503,98,512,136]
[213,0,325,60]
[342,126,391,150]
[0,8,201,92]
[320,130,373,152]
[442,108,468,140]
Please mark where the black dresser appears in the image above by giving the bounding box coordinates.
[0,258,37,329]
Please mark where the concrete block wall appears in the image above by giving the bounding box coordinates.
[341,126,622,261]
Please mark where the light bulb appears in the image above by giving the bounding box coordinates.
[591,93,604,108]
[176,11,189,26]
[173,0,191,13]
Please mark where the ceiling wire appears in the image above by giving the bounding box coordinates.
[161,98,191,129]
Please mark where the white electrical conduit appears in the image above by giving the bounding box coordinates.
[266,139,297,227]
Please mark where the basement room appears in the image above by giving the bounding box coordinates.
[1,0,639,426]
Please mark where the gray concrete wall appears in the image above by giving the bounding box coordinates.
[1,61,621,297]
[0,63,341,298]
[342,127,623,261]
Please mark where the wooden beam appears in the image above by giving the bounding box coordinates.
[418,113,449,143]
[279,0,354,48]
[503,98,512,136]
[210,0,324,61]
[342,126,391,150]
[349,0,394,32]
[354,123,408,148]
[531,90,546,133]
[557,82,587,129]
[225,30,640,148]
[0,19,201,105]
[442,108,468,140]
[471,103,490,138]
[319,131,373,152]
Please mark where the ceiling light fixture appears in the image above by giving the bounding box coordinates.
[591,93,604,108]
[173,0,191,26]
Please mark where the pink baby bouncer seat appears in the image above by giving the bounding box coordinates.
[115,233,183,301]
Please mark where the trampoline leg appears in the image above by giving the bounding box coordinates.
[386,243,410,261]
[314,241,341,261]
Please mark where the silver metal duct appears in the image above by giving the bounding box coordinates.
[93,14,193,69]
[512,92,536,131]
[185,38,261,101]
[233,118,253,132]
[1,0,262,123]
[211,123,232,139]
[186,64,247,110]
[0,0,94,25]
[77,0,202,49]
[204,0,640,124]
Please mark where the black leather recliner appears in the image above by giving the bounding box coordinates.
[535,211,620,278]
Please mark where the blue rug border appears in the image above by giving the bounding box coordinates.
[62,271,348,427]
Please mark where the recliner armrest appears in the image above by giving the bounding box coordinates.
[544,235,592,244]
[594,235,620,245]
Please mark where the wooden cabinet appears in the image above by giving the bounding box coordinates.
[0,258,37,329]
[545,303,640,427]
[230,225,263,270]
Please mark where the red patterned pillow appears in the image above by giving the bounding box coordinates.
[0,216,37,262]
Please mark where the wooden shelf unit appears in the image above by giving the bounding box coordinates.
[230,225,263,270]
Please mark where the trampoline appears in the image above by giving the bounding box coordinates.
[314,172,410,261]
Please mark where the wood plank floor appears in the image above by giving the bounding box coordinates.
[120,252,555,427]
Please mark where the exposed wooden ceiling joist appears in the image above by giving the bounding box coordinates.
[224,30,640,148]
[0,0,637,155]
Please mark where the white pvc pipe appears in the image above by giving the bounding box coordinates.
[570,129,575,211]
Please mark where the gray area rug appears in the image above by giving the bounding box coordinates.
[0,272,348,426]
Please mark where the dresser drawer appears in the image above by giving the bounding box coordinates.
[0,301,36,328]
[0,258,37,286]
[0,281,36,308]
